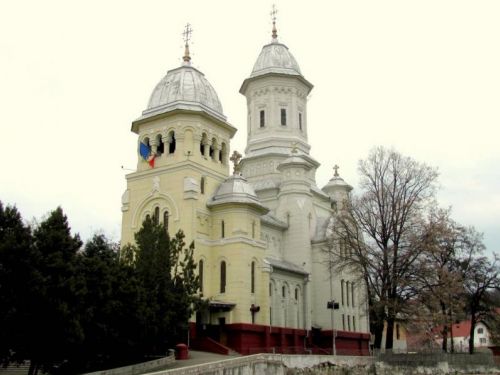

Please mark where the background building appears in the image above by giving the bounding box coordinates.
[121,20,370,355]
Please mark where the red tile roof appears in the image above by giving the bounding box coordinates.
[433,320,472,339]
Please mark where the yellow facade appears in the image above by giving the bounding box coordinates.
[121,24,370,340]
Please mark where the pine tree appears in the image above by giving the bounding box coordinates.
[0,202,39,367]
[28,207,83,375]
[129,217,200,354]
[74,234,144,372]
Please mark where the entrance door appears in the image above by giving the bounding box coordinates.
[219,317,227,346]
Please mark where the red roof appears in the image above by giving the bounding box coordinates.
[433,320,472,339]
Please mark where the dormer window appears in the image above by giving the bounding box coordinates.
[280,108,287,126]
[260,110,265,127]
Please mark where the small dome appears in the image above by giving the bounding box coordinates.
[207,174,268,213]
[250,42,301,78]
[322,175,353,193]
[142,65,225,121]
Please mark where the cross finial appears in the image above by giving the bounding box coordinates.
[270,4,278,40]
[333,164,340,177]
[182,23,193,64]
[230,150,243,175]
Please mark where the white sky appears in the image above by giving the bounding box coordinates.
[0,0,499,253]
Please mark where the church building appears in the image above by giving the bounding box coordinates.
[121,16,370,355]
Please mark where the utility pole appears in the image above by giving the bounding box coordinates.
[327,300,340,355]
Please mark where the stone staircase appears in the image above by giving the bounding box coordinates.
[0,362,29,375]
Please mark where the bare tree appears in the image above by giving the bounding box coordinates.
[462,253,499,353]
[328,146,438,350]
[413,209,472,352]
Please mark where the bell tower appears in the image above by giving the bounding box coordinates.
[239,8,314,160]
[121,25,236,246]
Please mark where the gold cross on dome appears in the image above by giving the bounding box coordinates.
[182,23,192,45]
[333,164,340,177]
[230,150,242,174]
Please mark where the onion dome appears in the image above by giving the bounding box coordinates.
[207,173,269,214]
[250,42,302,78]
[240,13,312,94]
[143,65,225,121]
[208,150,268,213]
[135,25,226,127]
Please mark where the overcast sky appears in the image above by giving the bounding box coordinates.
[1,0,499,253]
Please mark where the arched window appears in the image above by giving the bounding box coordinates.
[295,288,299,300]
[156,134,164,155]
[269,282,272,296]
[154,207,160,225]
[252,221,255,238]
[221,220,225,238]
[351,282,355,307]
[260,110,265,127]
[220,261,226,293]
[251,261,255,293]
[140,138,151,161]
[341,280,345,306]
[199,260,204,293]
[209,138,216,159]
[353,316,356,332]
[299,113,303,131]
[200,177,205,194]
[282,285,286,298]
[163,210,169,232]
[168,131,176,154]
[220,142,227,164]
[200,133,207,156]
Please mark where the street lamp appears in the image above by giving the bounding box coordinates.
[327,300,340,355]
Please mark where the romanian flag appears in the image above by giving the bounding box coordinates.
[140,142,155,168]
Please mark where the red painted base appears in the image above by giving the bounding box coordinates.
[189,322,370,356]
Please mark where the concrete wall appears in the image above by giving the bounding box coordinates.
[146,352,499,375]
[83,354,175,375]
[149,354,372,375]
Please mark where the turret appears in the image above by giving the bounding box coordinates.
[322,165,353,212]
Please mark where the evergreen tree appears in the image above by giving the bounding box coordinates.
[71,234,144,373]
[28,207,83,375]
[130,217,200,354]
[0,202,39,367]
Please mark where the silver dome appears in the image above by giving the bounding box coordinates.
[322,175,353,193]
[250,41,301,78]
[142,65,225,121]
[207,174,268,213]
